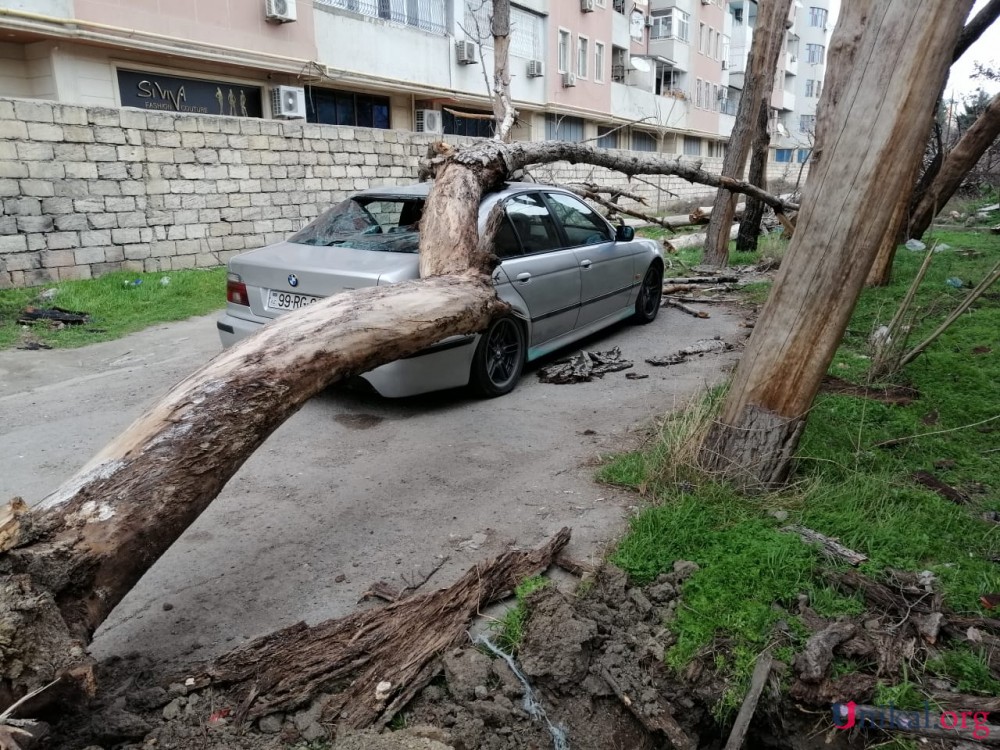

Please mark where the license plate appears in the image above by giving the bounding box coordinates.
[267,290,320,311]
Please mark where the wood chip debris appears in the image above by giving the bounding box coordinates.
[17,307,90,325]
[646,338,732,367]
[538,347,633,384]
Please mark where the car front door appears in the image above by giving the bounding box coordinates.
[499,192,582,347]
[542,191,637,328]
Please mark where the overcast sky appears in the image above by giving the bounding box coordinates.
[945,0,998,101]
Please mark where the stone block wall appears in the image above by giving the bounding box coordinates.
[0,96,807,288]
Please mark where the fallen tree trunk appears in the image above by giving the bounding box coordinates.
[201,528,571,729]
[665,224,739,252]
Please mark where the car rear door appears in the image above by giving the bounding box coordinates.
[542,191,637,328]
[498,192,582,347]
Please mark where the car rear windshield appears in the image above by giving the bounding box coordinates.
[289,196,425,253]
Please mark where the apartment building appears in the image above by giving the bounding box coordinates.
[0,0,833,159]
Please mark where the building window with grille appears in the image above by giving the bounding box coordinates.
[805,79,814,97]
[545,114,585,142]
[797,148,811,163]
[809,7,828,28]
[632,130,656,152]
[442,109,495,138]
[806,43,825,64]
[597,126,618,149]
[306,87,391,129]
[775,148,793,162]
[611,46,627,82]
[684,136,702,156]
[577,36,589,78]
[799,114,816,132]
[558,29,571,73]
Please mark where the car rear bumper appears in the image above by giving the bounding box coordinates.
[216,311,477,398]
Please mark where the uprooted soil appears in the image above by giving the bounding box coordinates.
[46,560,994,750]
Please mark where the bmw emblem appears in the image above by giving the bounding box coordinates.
[288,274,299,288]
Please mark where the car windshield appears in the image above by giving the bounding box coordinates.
[289,196,425,253]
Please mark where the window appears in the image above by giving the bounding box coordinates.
[797,148,811,163]
[504,193,561,254]
[712,84,719,111]
[577,36,589,78]
[631,131,656,152]
[558,29,571,73]
[806,43,825,64]
[805,79,814,97]
[492,214,523,258]
[713,30,720,60]
[650,9,690,42]
[799,114,816,132]
[595,42,605,83]
[809,7,828,28]
[442,109,495,138]
[815,80,822,98]
[683,136,701,156]
[722,35,730,65]
[596,126,618,149]
[699,23,706,54]
[545,114,584,142]
[544,193,613,246]
[775,148,793,162]
[306,87,390,128]
[695,78,703,108]
[465,3,544,59]
[611,46,627,82]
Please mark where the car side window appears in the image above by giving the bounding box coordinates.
[543,193,614,247]
[492,214,524,259]
[504,193,562,254]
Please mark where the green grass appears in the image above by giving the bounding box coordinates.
[492,575,550,652]
[637,226,790,275]
[603,229,1000,715]
[926,646,1000,695]
[0,267,226,349]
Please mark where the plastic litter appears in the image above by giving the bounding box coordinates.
[123,279,143,287]
[945,277,964,288]
[160,276,171,286]
[474,633,569,750]
[904,239,927,252]
[935,243,951,252]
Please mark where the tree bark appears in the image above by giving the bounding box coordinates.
[702,0,794,266]
[699,0,974,489]
[736,100,773,252]
[490,0,517,142]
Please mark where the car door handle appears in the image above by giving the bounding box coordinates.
[580,259,592,269]
[516,272,531,282]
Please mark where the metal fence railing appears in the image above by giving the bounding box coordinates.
[318,0,448,35]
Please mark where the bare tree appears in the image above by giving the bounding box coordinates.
[702,0,794,266]
[698,0,975,488]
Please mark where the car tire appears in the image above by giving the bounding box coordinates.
[469,316,526,397]
[633,263,663,324]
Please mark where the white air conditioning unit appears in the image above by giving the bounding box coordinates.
[415,109,443,134]
[581,0,595,12]
[270,85,306,119]
[456,41,478,65]
[526,59,544,78]
[265,0,297,23]
[562,71,577,88]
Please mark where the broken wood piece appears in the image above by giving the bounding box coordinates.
[794,621,857,683]
[781,525,868,566]
[665,295,738,304]
[723,652,773,750]
[554,554,596,577]
[661,283,699,295]
[646,354,687,367]
[774,211,796,239]
[663,276,740,285]
[601,668,695,750]
[201,528,571,729]
[537,347,633,384]
[358,581,401,604]
[16,307,90,326]
[912,470,969,504]
[0,499,26,555]
[666,300,710,318]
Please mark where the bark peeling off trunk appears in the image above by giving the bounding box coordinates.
[1,276,504,684]
[701,405,805,489]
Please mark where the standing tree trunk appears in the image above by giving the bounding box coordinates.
[699,0,975,488]
[703,0,793,266]
[736,101,773,252]
[490,0,517,142]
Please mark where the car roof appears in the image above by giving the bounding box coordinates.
[352,181,564,201]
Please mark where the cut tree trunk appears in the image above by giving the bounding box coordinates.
[736,100,773,253]
[702,0,794,266]
[699,0,975,488]
[490,0,517,143]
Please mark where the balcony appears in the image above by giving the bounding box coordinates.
[784,52,799,77]
[316,0,448,35]
[611,82,690,129]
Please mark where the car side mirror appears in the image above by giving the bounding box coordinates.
[615,225,635,242]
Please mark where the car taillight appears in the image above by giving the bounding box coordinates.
[227,273,249,306]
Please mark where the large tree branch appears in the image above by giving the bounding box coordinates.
[955,0,1000,62]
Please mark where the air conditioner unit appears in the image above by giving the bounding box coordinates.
[562,71,577,88]
[270,85,306,119]
[526,59,544,78]
[456,41,478,65]
[414,109,443,134]
[581,0,595,12]
[265,0,297,23]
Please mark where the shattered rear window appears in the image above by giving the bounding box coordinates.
[289,197,425,252]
